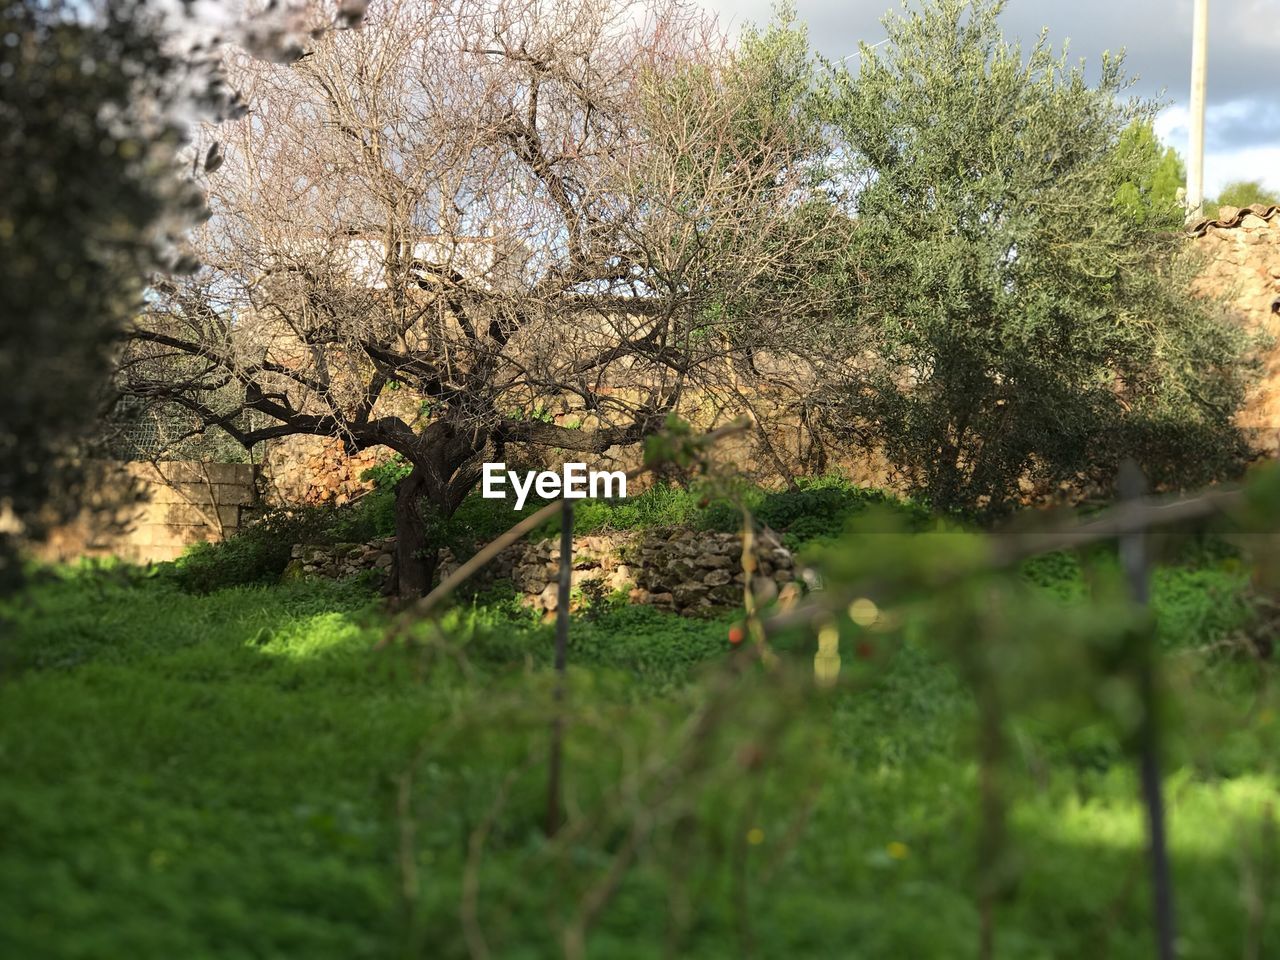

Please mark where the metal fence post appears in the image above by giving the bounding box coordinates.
[1118,460,1176,960]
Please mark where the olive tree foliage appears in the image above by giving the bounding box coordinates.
[120,0,844,596]
[817,0,1254,513]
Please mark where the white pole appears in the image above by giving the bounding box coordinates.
[1186,0,1208,222]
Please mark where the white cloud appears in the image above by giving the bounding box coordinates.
[697,1,1280,200]
[1156,103,1280,196]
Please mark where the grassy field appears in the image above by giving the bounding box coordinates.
[1,538,1278,959]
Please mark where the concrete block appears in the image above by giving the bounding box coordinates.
[212,483,256,506]
[146,482,255,507]
[146,483,214,506]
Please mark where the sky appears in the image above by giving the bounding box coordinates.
[697,0,1280,197]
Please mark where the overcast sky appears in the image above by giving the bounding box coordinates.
[696,0,1280,196]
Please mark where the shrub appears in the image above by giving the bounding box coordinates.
[353,457,412,540]
[170,507,345,593]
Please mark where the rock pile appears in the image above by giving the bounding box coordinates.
[624,526,796,614]
[283,538,396,587]
[261,436,388,507]
[491,535,634,613]
[286,527,798,616]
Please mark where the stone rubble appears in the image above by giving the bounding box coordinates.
[284,526,797,616]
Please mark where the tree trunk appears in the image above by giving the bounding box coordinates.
[393,466,438,599]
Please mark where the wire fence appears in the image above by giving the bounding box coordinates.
[101,400,260,463]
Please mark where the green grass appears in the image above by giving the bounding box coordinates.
[1,550,1277,959]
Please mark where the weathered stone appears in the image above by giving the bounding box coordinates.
[708,584,741,605]
[673,583,708,607]
[669,559,696,580]
[703,568,732,587]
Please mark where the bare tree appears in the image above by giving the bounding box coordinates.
[120,0,844,596]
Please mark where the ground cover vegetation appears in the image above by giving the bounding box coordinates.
[2,500,1277,958]
[6,0,1280,957]
[171,465,929,593]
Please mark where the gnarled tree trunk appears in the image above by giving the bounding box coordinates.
[393,465,438,599]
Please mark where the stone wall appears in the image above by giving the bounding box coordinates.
[1189,204,1280,451]
[260,436,389,507]
[38,461,257,563]
[287,527,799,616]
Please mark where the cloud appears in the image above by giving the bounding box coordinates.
[1157,104,1280,194]
[1205,100,1280,152]
[698,0,1280,195]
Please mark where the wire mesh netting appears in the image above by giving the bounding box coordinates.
[101,400,260,463]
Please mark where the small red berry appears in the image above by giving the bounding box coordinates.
[728,624,746,645]
[855,640,875,661]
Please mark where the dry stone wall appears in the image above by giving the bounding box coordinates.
[260,436,389,507]
[286,527,798,616]
[1189,204,1280,451]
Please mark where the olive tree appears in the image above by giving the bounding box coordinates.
[120,0,842,596]
[817,0,1254,513]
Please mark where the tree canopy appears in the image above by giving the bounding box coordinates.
[1112,120,1187,229]
[119,0,842,595]
[816,0,1253,513]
